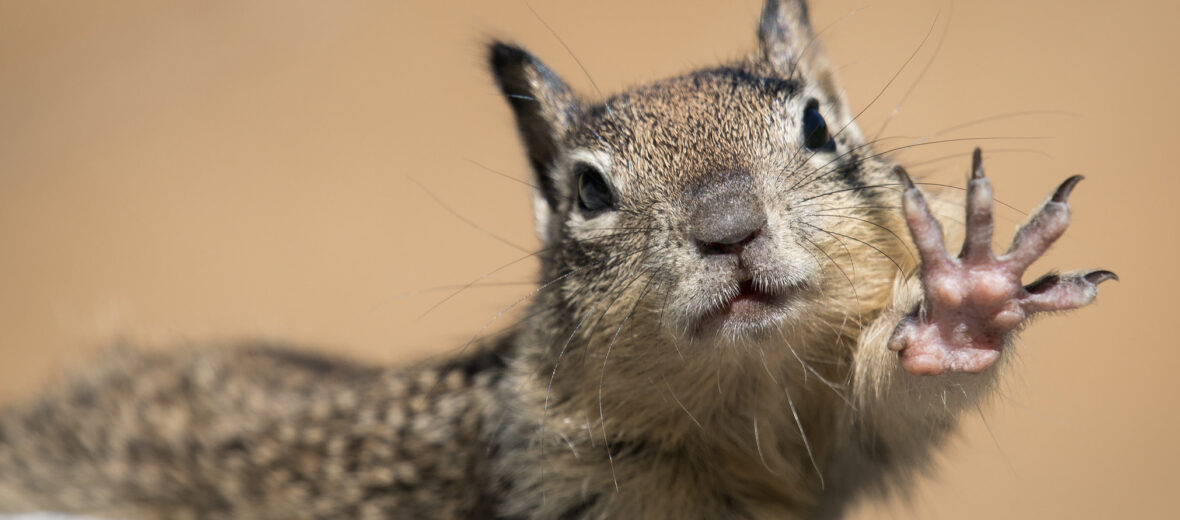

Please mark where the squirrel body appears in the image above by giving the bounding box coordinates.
[0,1,1114,518]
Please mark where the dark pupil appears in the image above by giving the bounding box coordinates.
[577,165,614,214]
[802,102,832,150]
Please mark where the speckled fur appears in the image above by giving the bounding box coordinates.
[0,343,511,518]
[1,1,1025,518]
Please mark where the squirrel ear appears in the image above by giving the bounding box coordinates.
[489,42,579,215]
[757,1,855,129]
[757,0,818,74]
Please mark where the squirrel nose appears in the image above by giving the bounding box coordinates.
[689,173,767,256]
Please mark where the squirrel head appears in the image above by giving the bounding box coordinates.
[490,0,900,346]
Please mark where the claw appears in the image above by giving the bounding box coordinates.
[894,165,915,190]
[1084,270,1119,284]
[896,165,950,271]
[1051,175,1084,203]
[971,147,984,179]
[1021,269,1113,313]
[1025,270,1116,299]
[1005,176,1077,270]
[961,148,995,262]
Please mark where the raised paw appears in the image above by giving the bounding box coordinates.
[888,148,1116,375]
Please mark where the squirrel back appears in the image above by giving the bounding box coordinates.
[0,341,515,518]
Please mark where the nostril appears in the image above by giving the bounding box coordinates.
[687,170,767,256]
[690,205,766,256]
[697,229,760,256]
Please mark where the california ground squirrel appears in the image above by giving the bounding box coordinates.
[0,1,1115,518]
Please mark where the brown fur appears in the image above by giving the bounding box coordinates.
[0,1,1019,518]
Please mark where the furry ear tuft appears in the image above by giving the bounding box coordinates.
[488,42,579,214]
[757,0,856,126]
[757,0,817,74]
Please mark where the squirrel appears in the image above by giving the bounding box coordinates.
[0,1,1116,518]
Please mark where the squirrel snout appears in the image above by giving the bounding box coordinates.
[689,173,767,257]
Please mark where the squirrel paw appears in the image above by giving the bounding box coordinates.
[888,149,1116,375]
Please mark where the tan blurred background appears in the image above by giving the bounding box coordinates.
[0,0,1174,518]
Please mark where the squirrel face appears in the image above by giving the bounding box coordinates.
[491,0,898,348]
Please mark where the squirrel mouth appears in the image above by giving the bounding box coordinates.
[727,280,779,308]
[693,280,792,339]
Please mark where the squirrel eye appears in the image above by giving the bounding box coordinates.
[802,100,834,151]
[576,163,615,215]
